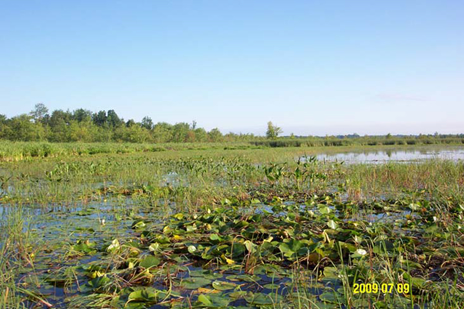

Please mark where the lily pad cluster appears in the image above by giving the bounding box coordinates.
[50,193,464,307]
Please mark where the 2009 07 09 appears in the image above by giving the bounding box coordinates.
[353,283,410,294]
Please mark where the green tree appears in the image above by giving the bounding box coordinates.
[126,119,136,127]
[152,122,173,143]
[172,122,190,142]
[266,121,282,139]
[208,128,223,142]
[114,123,151,143]
[141,116,154,130]
[30,103,49,122]
[48,110,72,142]
[93,111,107,127]
[194,128,207,142]
[72,109,92,123]
[71,108,92,122]
[107,110,123,127]
[8,114,44,141]
[69,120,93,142]
[0,114,11,139]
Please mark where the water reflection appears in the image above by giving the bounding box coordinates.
[315,147,464,164]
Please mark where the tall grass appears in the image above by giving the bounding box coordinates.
[0,204,39,308]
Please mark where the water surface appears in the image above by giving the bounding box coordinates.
[315,146,464,164]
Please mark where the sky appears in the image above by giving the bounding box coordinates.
[1,0,463,136]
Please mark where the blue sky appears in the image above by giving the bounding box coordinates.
[1,0,463,135]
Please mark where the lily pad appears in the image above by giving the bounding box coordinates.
[140,255,160,268]
[212,280,237,291]
[179,277,212,289]
[245,292,283,305]
[196,293,231,308]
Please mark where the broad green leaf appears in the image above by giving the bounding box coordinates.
[179,277,211,289]
[140,255,160,268]
[212,280,237,291]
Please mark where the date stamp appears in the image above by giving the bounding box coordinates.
[353,283,410,294]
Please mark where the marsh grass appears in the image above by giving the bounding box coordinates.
[0,204,43,308]
[0,146,463,307]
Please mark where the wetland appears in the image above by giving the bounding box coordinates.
[1,145,464,308]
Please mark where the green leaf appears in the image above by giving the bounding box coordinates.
[107,239,120,253]
[87,275,110,291]
[128,288,158,302]
[212,280,237,291]
[209,234,223,243]
[319,291,343,304]
[279,239,304,259]
[197,294,213,306]
[196,293,231,308]
[189,270,223,280]
[179,277,212,289]
[244,240,256,253]
[140,255,160,268]
[245,292,282,305]
[148,243,160,252]
[131,220,146,229]
[327,220,338,229]
[319,205,332,215]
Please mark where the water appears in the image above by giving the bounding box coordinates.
[314,146,464,164]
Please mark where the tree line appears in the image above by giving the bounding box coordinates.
[1,104,462,144]
[0,104,258,143]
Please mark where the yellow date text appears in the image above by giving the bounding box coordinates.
[353,283,410,294]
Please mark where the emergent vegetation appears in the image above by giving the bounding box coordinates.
[1,145,463,308]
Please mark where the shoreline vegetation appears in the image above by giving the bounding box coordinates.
[1,139,464,162]
[2,105,463,161]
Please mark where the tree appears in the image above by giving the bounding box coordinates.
[49,110,72,142]
[0,114,11,139]
[8,114,44,141]
[69,121,92,142]
[266,121,282,139]
[141,116,154,130]
[30,103,49,122]
[126,119,136,127]
[194,128,207,142]
[152,122,173,143]
[93,111,107,127]
[172,122,191,142]
[49,110,71,127]
[107,110,123,127]
[186,131,196,142]
[208,128,223,142]
[72,109,92,123]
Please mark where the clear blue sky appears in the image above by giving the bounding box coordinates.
[1,0,463,135]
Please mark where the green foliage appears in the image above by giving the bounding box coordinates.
[266,121,283,139]
[2,105,464,149]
